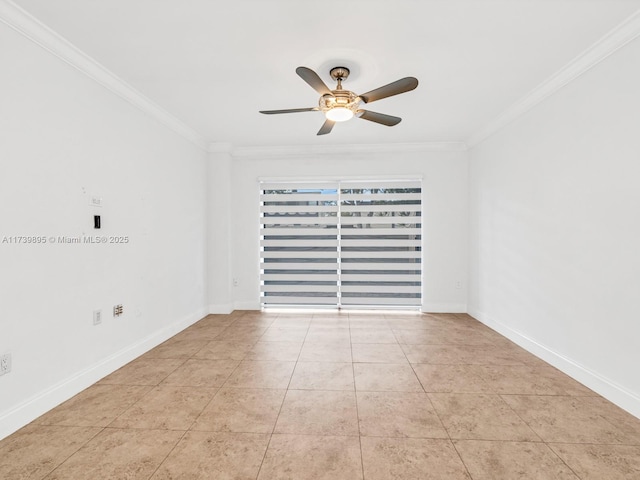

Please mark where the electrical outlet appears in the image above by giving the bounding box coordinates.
[93,309,102,325]
[113,304,123,317]
[0,354,11,376]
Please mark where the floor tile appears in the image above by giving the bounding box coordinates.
[161,358,239,387]
[171,326,227,342]
[501,395,636,444]
[413,364,494,393]
[476,365,595,396]
[257,434,363,480]
[98,358,185,386]
[45,428,182,480]
[269,318,311,328]
[35,384,151,427]
[304,328,351,344]
[349,317,389,327]
[193,340,255,360]
[193,314,237,328]
[298,343,352,362]
[402,344,528,365]
[360,436,471,480]
[550,443,640,479]
[245,341,303,361]
[289,362,354,390]
[215,327,267,343]
[143,339,209,359]
[429,393,540,441]
[454,440,579,479]
[350,328,398,344]
[151,431,269,480]
[395,327,494,346]
[191,388,286,433]
[224,360,296,389]
[581,396,640,444]
[275,390,359,435]
[108,385,215,430]
[354,363,423,392]
[357,391,448,438]
[260,327,308,342]
[0,425,101,480]
[352,343,407,363]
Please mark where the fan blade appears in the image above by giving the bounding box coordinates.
[296,66,333,96]
[317,119,335,135]
[358,110,402,126]
[359,77,418,104]
[260,107,318,114]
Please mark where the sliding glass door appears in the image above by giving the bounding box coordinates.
[260,179,422,308]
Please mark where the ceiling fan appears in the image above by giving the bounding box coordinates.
[260,66,418,135]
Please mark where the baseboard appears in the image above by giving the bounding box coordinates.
[208,303,234,314]
[467,306,640,419]
[0,306,207,441]
[422,303,467,314]
[233,300,261,311]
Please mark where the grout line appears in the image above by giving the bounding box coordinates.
[146,428,191,479]
[543,442,583,479]
[35,425,106,479]
[348,320,367,480]
[449,439,475,480]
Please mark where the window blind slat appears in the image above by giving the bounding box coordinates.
[340,216,421,225]
[340,251,421,259]
[261,251,339,259]
[261,193,338,202]
[261,284,339,293]
[340,239,422,247]
[261,274,340,282]
[340,192,420,202]
[261,205,339,213]
[341,297,422,306]
[341,204,422,213]
[262,296,339,305]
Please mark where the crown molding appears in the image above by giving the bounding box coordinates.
[467,9,640,147]
[230,142,468,159]
[0,0,209,151]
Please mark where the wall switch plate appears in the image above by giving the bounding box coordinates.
[90,196,102,207]
[93,309,102,325]
[113,304,123,317]
[0,354,11,376]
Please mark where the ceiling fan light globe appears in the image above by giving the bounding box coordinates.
[326,107,354,122]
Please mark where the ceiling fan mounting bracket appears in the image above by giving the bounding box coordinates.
[330,67,350,82]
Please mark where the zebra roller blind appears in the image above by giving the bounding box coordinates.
[260,179,421,308]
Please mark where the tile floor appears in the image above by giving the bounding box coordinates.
[2,310,640,479]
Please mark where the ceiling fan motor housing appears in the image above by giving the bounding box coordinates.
[319,67,361,119]
[319,90,360,114]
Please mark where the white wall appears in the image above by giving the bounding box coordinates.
[228,148,469,312]
[468,36,640,416]
[207,149,233,313]
[0,22,208,438]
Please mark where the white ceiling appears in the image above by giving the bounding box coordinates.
[12,0,640,147]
